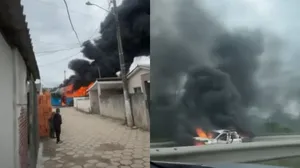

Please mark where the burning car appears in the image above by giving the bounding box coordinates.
[194,129,243,145]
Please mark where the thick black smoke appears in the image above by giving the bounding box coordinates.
[64,0,150,90]
[151,0,262,145]
[214,31,263,107]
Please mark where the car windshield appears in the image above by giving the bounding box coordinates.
[211,132,220,139]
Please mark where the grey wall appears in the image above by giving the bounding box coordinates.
[0,32,29,167]
[96,88,150,131]
[99,89,126,120]
[73,97,91,113]
[89,90,99,114]
[0,31,16,168]
[131,93,150,131]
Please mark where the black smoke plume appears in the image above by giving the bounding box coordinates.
[64,0,150,90]
[151,0,261,145]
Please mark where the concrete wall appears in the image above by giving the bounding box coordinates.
[0,31,16,168]
[128,69,149,94]
[131,93,150,130]
[73,97,91,113]
[89,90,99,114]
[0,32,28,168]
[99,89,126,120]
[14,48,28,168]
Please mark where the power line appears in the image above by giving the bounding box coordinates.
[39,51,81,67]
[62,0,81,45]
[33,0,99,19]
[88,26,100,40]
[36,46,81,55]
[33,39,78,47]
[108,0,112,9]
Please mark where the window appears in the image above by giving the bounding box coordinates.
[211,132,220,139]
[133,87,142,93]
[230,132,239,139]
[219,134,228,141]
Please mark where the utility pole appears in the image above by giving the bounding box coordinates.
[64,70,66,81]
[112,0,134,127]
[96,64,101,79]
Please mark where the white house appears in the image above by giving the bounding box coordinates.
[0,1,40,168]
[86,64,150,130]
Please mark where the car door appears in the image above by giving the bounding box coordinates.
[231,132,242,143]
[217,133,228,144]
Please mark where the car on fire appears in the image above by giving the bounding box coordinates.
[194,129,243,145]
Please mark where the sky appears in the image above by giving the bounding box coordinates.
[21,0,122,87]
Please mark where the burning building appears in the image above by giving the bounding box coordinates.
[62,0,150,91]
[51,83,93,106]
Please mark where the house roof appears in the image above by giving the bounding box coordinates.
[88,65,150,92]
[0,0,40,80]
[127,65,150,79]
[96,77,121,82]
[87,80,123,92]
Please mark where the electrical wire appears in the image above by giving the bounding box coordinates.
[108,0,112,9]
[62,0,81,45]
[33,0,99,19]
[87,26,100,40]
[87,1,113,40]
[39,51,81,67]
[35,46,81,55]
[33,39,78,47]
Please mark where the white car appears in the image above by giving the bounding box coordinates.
[193,129,243,145]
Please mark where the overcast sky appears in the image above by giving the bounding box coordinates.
[21,0,122,87]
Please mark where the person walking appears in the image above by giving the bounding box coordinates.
[53,108,62,144]
[48,112,56,138]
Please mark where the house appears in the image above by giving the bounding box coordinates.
[86,65,150,130]
[0,0,40,168]
[127,65,150,95]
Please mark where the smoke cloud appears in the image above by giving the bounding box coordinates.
[64,0,150,90]
[151,0,265,145]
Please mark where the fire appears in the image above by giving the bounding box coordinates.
[63,83,94,98]
[196,128,213,139]
[194,128,213,146]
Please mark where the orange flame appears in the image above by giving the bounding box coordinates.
[63,83,94,98]
[196,128,213,139]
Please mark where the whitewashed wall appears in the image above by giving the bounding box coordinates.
[74,97,91,113]
[0,32,27,168]
[0,31,16,168]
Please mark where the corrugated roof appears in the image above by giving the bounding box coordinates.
[0,0,40,80]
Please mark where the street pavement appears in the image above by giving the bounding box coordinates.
[37,107,150,168]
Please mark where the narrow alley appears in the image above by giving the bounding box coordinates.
[38,108,149,168]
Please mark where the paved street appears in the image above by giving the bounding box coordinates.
[38,108,150,168]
